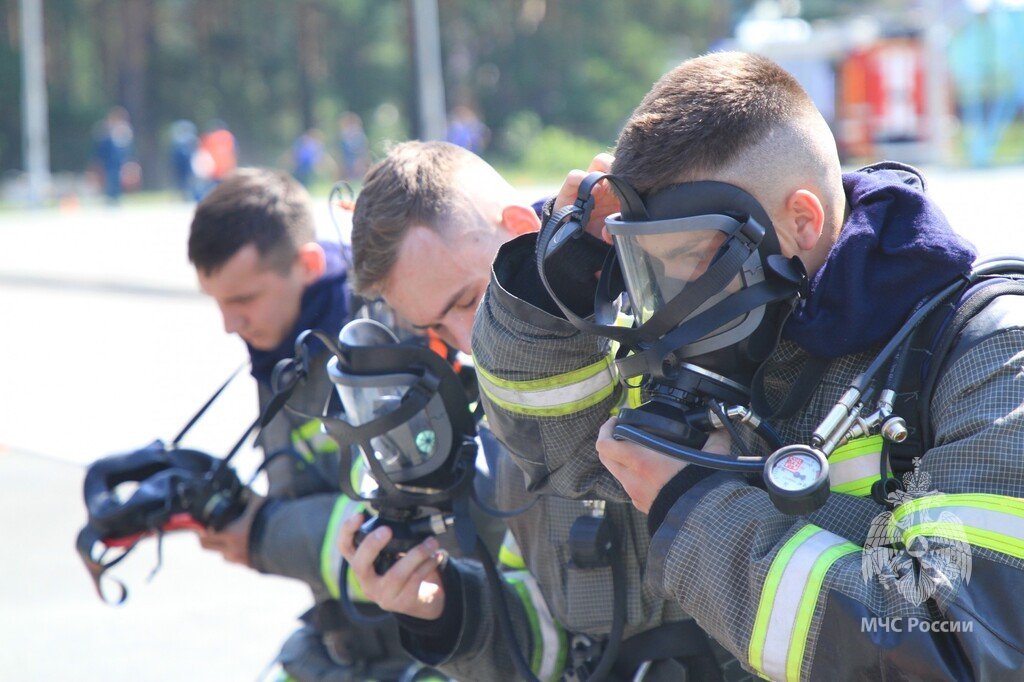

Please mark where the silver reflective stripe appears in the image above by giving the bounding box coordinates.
[759,529,851,681]
[518,573,563,681]
[902,506,1024,542]
[829,452,879,487]
[476,364,615,412]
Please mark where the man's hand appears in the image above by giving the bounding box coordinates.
[553,153,620,243]
[337,512,446,621]
[198,493,265,566]
[596,417,732,513]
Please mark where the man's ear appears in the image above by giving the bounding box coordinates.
[500,204,541,236]
[785,189,825,253]
[296,242,327,284]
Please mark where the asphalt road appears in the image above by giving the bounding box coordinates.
[1,167,1023,680]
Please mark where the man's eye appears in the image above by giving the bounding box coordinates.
[456,297,477,310]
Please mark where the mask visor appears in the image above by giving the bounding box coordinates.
[334,371,453,484]
[607,213,746,324]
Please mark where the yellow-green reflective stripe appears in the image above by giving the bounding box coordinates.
[831,477,878,497]
[828,436,881,497]
[894,494,1024,560]
[749,526,818,673]
[786,542,859,680]
[506,571,566,682]
[608,381,642,417]
[481,381,616,417]
[350,456,366,494]
[893,493,1024,522]
[510,578,543,675]
[907,523,1024,559]
[499,532,526,569]
[474,355,617,417]
[289,437,317,464]
[291,419,339,462]
[310,432,339,455]
[829,435,883,463]
[294,419,322,441]
[608,315,643,415]
[321,496,368,601]
[474,354,613,392]
[749,526,858,681]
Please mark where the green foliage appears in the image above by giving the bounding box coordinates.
[517,126,608,181]
[0,0,727,182]
[497,111,606,181]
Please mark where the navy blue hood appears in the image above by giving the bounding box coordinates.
[248,240,350,386]
[782,162,977,359]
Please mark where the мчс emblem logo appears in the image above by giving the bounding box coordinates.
[861,460,972,607]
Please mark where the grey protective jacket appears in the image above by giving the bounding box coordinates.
[247,345,413,678]
[470,229,1024,681]
[249,345,353,604]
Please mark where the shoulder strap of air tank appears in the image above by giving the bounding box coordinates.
[887,267,1024,475]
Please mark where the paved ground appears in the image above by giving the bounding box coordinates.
[1,168,1023,680]
[0,201,312,681]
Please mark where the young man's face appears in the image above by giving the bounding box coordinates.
[381,226,507,353]
[198,243,308,351]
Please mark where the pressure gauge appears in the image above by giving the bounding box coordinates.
[763,445,830,516]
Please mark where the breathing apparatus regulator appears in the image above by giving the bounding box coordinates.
[538,172,1024,516]
[76,363,306,604]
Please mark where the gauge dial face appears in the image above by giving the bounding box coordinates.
[769,452,823,492]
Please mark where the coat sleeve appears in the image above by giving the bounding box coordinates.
[399,557,568,682]
[471,233,628,502]
[646,318,1024,680]
[254,380,343,499]
[249,492,366,602]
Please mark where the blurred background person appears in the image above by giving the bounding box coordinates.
[445,105,489,155]
[289,128,336,187]
[91,106,134,204]
[169,119,198,200]
[193,119,237,200]
[336,112,369,182]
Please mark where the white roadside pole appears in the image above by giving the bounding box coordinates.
[410,0,447,141]
[20,0,51,206]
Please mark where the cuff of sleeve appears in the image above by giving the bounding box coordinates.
[247,496,283,573]
[493,231,609,322]
[396,561,464,664]
[645,472,742,597]
[646,465,716,537]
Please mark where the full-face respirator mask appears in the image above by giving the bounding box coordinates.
[538,173,807,475]
[290,319,479,576]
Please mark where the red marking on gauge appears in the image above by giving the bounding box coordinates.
[783,456,804,473]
